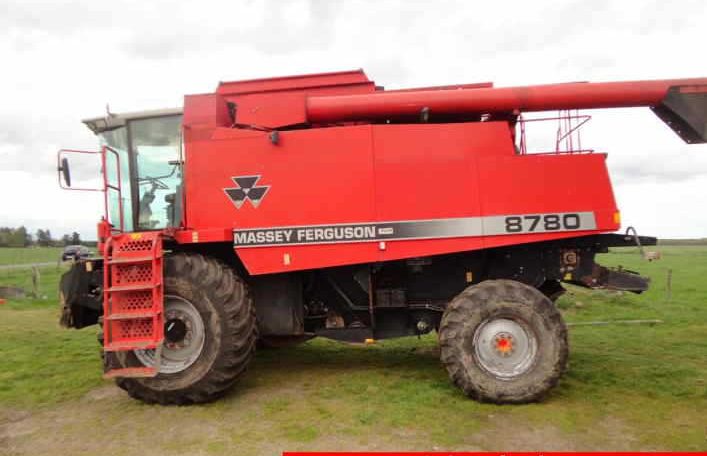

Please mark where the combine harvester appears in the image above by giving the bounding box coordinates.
[58,70,706,404]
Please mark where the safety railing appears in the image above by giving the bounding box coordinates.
[518,110,594,155]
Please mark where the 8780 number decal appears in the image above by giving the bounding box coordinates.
[504,213,582,233]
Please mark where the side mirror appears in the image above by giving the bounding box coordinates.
[56,149,103,192]
[59,157,72,187]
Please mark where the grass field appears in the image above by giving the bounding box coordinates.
[0,247,64,266]
[0,246,705,454]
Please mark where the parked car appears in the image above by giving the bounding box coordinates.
[61,245,91,262]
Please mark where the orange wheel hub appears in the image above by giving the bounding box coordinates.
[494,333,514,356]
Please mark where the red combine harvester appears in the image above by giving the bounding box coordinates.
[58,70,707,405]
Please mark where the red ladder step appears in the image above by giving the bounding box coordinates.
[104,311,161,321]
[102,232,164,378]
[103,367,158,379]
[104,339,161,351]
[107,284,158,292]
[107,255,156,264]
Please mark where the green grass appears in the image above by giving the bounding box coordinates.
[0,263,66,303]
[0,247,64,266]
[0,263,103,405]
[0,309,103,404]
[659,238,707,246]
[0,246,705,451]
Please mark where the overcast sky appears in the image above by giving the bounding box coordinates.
[1,0,706,240]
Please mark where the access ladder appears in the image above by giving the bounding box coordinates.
[102,232,164,379]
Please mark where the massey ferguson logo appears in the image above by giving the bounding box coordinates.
[224,175,270,209]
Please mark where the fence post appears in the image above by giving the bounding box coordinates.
[31,265,40,298]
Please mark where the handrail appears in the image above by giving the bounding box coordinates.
[518,111,594,155]
[102,145,125,233]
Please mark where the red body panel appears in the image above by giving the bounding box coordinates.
[183,120,617,275]
[216,69,376,128]
[170,70,705,275]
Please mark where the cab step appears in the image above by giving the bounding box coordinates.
[103,367,158,379]
[107,255,156,265]
[104,339,161,352]
[102,232,164,379]
[107,283,158,293]
[105,311,161,321]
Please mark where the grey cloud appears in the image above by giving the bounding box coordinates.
[122,0,337,59]
[611,162,707,184]
[460,0,611,58]
[0,0,116,37]
[0,113,95,175]
[121,32,194,60]
[365,59,408,88]
[636,0,701,35]
[556,55,617,76]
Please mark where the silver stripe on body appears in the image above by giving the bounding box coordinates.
[232,212,597,248]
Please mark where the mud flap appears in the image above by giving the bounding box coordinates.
[577,264,650,293]
[59,259,103,328]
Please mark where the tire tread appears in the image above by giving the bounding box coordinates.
[113,253,256,405]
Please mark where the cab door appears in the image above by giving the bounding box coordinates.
[128,115,184,230]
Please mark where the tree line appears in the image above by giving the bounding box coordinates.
[0,226,92,248]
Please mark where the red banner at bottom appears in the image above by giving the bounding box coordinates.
[284,453,704,456]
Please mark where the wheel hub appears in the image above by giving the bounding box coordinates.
[165,318,188,345]
[493,332,515,356]
[134,295,205,374]
[473,318,537,379]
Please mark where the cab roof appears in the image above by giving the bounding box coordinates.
[82,107,182,134]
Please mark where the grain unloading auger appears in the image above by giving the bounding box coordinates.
[57,70,706,405]
[306,77,707,144]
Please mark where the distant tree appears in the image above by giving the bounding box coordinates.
[36,229,53,247]
[0,227,11,247]
[17,226,31,247]
[0,227,32,247]
[36,229,44,246]
[71,231,81,245]
[0,226,29,247]
[61,234,72,246]
[8,227,21,247]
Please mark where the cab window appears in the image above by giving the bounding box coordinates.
[129,115,183,230]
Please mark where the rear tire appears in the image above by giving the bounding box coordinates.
[439,280,568,404]
[113,253,256,405]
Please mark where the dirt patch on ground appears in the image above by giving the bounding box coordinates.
[469,414,642,451]
[0,380,652,456]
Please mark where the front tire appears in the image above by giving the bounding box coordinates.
[439,280,568,404]
[114,253,256,405]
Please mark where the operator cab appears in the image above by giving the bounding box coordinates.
[82,108,183,232]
